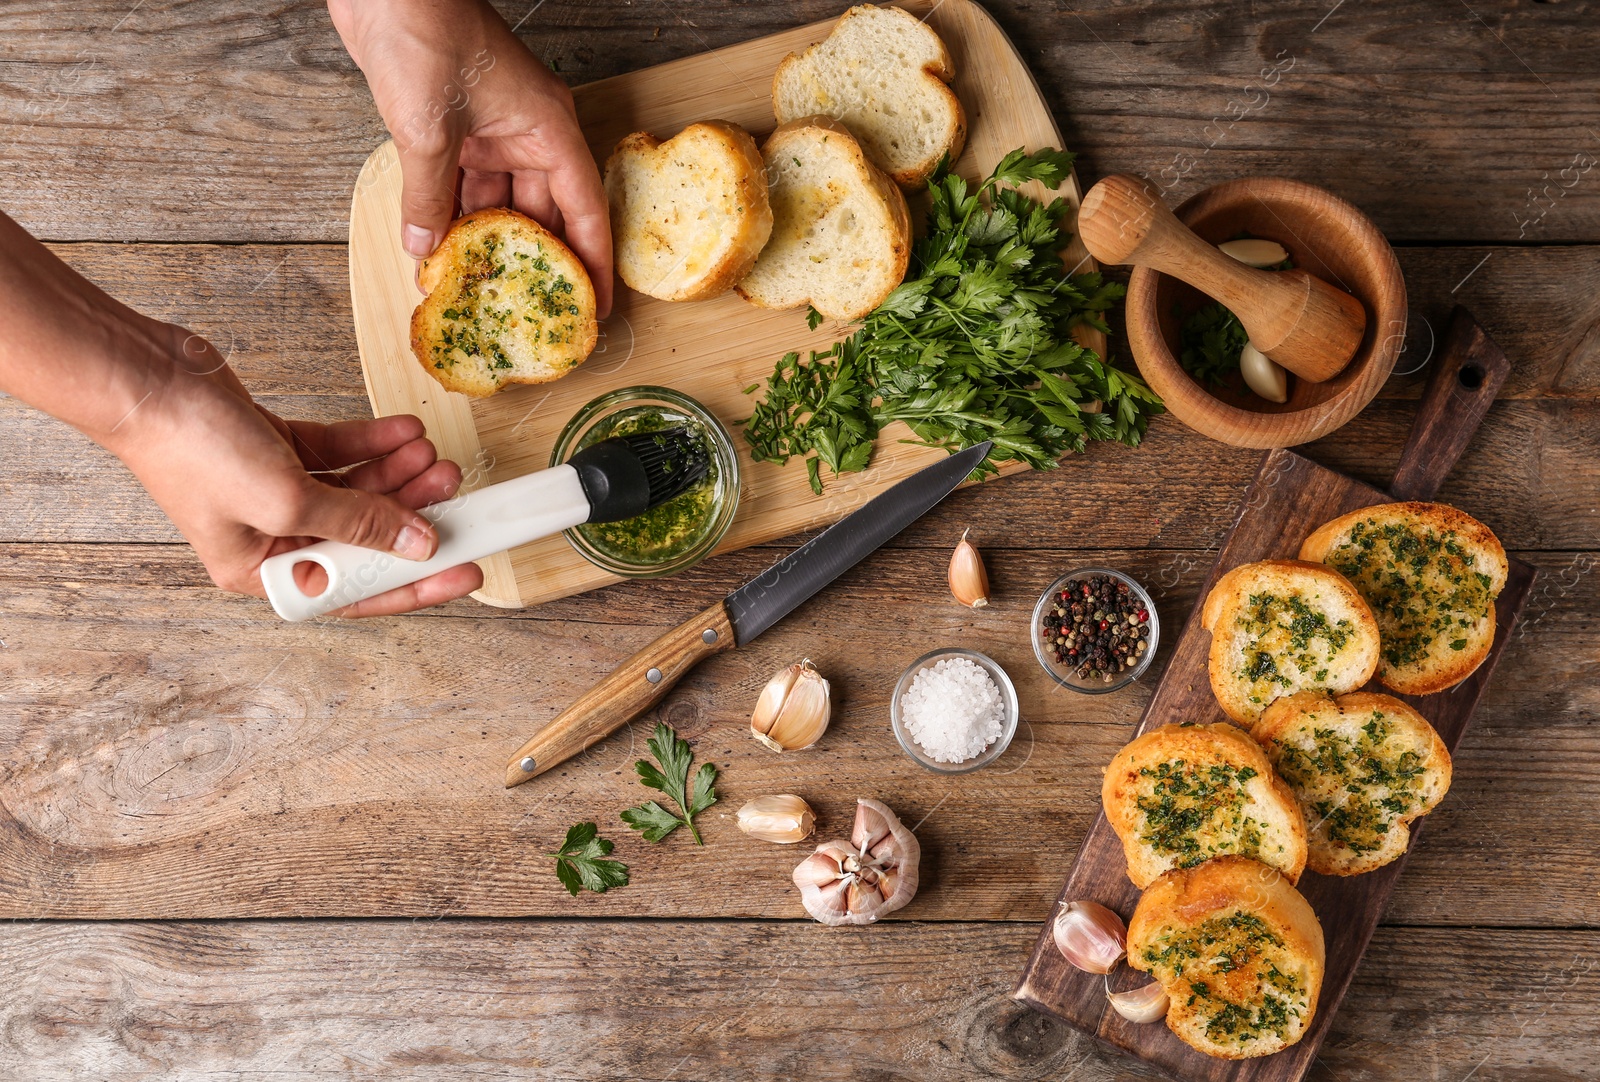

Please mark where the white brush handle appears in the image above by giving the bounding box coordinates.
[259,465,590,622]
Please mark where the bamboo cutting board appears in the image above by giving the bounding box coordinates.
[1014,307,1536,1081]
[348,0,1099,608]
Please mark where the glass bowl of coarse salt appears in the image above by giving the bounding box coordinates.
[890,648,1020,774]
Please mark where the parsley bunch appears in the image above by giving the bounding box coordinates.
[742,148,1162,493]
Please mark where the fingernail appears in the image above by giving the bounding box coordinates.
[394,524,432,560]
[403,224,438,258]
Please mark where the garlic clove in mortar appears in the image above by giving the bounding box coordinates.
[1217,238,1290,269]
[750,659,831,752]
[736,795,816,843]
[1240,341,1290,403]
[1107,981,1171,1024]
[792,798,921,926]
[948,529,990,608]
[1053,900,1127,973]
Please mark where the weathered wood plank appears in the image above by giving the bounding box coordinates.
[0,920,1593,1081]
[40,241,1600,399]
[1,2,1596,243]
[0,542,1593,922]
[3,390,1595,550]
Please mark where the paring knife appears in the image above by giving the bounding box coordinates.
[504,440,994,788]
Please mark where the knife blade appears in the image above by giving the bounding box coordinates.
[505,441,993,787]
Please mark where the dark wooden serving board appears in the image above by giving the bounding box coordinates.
[1014,306,1536,1082]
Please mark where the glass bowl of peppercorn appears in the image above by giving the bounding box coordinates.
[1032,568,1160,693]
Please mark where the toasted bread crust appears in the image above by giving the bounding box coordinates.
[1201,559,1381,724]
[1103,723,1308,889]
[735,116,911,321]
[1251,690,1452,875]
[1300,502,1507,696]
[604,120,773,302]
[771,4,966,190]
[410,208,597,398]
[1129,856,1325,1059]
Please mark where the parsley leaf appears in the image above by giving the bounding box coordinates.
[549,821,629,897]
[741,146,1162,491]
[621,722,718,845]
[1178,302,1249,387]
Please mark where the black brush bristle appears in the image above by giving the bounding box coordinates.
[621,427,710,508]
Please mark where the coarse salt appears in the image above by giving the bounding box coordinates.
[899,656,1006,763]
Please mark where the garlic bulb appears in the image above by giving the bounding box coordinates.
[750,660,831,752]
[736,795,816,843]
[1052,900,1127,974]
[792,798,921,925]
[1107,980,1170,1024]
[1240,341,1289,403]
[1217,238,1289,269]
[948,528,990,608]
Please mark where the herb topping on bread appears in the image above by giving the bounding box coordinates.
[410,208,597,397]
[1299,501,1507,695]
[1201,559,1381,724]
[1251,690,1452,875]
[1102,723,1308,888]
[1129,856,1325,1059]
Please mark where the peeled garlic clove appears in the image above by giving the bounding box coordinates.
[792,798,921,926]
[1218,238,1290,268]
[736,795,816,843]
[948,528,990,608]
[1240,341,1290,403]
[1052,900,1127,974]
[750,660,831,752]
[1107,981,1170,1024]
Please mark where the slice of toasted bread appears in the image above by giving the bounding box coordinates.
[771,4,966,191]
[1300,502,1508,695]
[735,116,911,322]
[604,121,773,303]
[1201,559,1381,725]
[1102,723,1308,889]
[1251,690,1452,876]
[410,208,597,397]
[1129,856,1325,1060]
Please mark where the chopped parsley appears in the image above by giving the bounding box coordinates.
[1323,518,1494,672]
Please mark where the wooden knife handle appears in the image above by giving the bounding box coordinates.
[504,600,735,787]
[1389,305,1512,501]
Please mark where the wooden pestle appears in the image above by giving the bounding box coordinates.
[1077,174,1367,383]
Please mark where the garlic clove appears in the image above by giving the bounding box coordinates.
[1218,238,1290,269]
[792,798,921,926]
[948,528,990,608]
[1240,341,1290,403]
[750,660,831,752]
[736,795,817,843]
[1107,980,1170,1024]
[1052,900,1128,974]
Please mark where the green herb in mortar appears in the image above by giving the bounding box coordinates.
[743,149,1162,494]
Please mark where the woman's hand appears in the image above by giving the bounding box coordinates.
[329,0,613,317]
[108,324,485,617]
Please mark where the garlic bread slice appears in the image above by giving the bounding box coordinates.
[1201,559,1380,725]
[1129,856,1325,1060]
[1252,690,1451,876]
[736,116,911,322]
[1103,722,1307,889]
[771,3,966,190]
[605,120,772,302]
[1300,502,1507,695]
[411,208,597,397]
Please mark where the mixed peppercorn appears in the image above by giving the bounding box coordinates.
[1041,574,1151,682]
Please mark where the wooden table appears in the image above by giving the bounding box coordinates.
[1,2,1596,1078]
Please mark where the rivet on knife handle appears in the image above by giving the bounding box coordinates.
[504,600,735,787]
